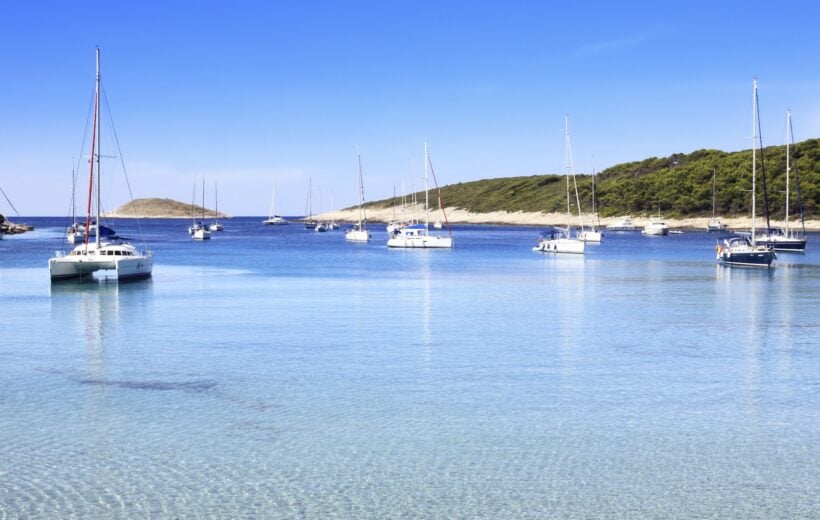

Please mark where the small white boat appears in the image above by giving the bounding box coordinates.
[533,227,585,254]
[707,220,729,232]
[263,184,288,225]
[192,227,211,240]
[752,110,807,252]
[315,222,328,232]
[387,224,453,248]
[533,116,585,255]
[578,229,602,243]
[345,224,370,242]
[706,168,729,232]
[607,217,638,231]
[192,178,212,240]
[433,219,443,229]
[386,142,453,249]
[209,181,224,232]
[578,161,603,243]
[643,215,669,236]
[50,48,152,282]
[386,221,407,234]
[345,150,371,242]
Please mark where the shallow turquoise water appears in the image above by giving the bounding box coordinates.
[1,219,818,518]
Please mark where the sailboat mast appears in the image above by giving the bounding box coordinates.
[711,168,717,220]
[424,141,429,230]
[357,149,365,226]
[564,117,570,220]
[751,79,757,239]
[785,109,791,233]
[94,47,101,249]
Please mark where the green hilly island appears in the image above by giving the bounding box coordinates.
[365,139,819,219]
[108,198,228,218]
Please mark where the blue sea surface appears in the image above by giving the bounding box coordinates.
[1,218,818,518]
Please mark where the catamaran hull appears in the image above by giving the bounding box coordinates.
[387,236,453,248]
[49,256,153,281]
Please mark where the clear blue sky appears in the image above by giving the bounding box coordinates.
[2,0,819,216]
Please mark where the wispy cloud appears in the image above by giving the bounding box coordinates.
[573,29,658,58]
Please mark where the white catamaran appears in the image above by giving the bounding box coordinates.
[387,142,453,249]
[49,48,153,281]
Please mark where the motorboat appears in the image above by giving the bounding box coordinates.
[643,215,669,236]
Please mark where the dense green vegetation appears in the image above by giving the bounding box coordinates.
[365,139,820,219]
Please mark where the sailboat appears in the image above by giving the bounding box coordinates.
[49,48,153,281]
[66,163,118,244]
[209,181,223,231]
[751,110,807,252]
[707,169,729,232]
[304,178,317,229]
[578,158,603,242]
[345,149,371,242]
[192,178,211,240]
[387,142,453,248]
[328,193,339,230]
[717,79,775,268]
[534,116,585,254]
[262,184,288,225]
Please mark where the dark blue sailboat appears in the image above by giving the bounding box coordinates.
[717,79,775,268]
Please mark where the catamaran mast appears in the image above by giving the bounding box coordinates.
[95,48,102,249]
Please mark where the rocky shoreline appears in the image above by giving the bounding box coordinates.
[313,206,820,231]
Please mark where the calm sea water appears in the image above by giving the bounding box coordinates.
[1,218,818,519]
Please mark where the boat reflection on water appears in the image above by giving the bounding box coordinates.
[50,279,153,371]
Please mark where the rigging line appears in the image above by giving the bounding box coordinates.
[0,187,22,217]
[66,91,97,228]
[102,88,148,249]
[83,88,99,249]
[755,87,772,234]
[789,116,806,233]
[426,154,452,238]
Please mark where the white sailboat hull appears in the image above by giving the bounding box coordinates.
[533,238,585,254]
[345,229,370,242]
[192,228,211,240]
[387,235,453,249]
[578,230,602,243]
